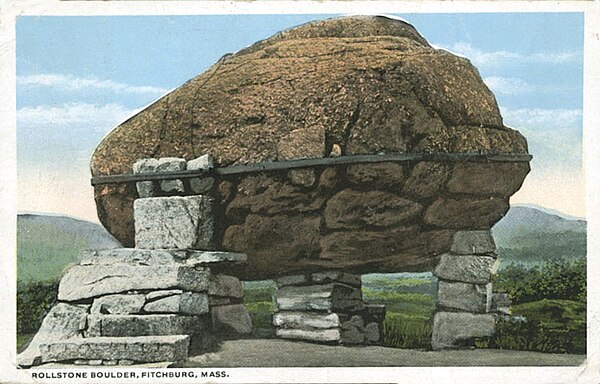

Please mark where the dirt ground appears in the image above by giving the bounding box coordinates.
[182,339,585,367]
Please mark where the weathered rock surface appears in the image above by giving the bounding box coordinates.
[87,314,208,337]
[431,312,495,350]
[450,230,497,256]
[276,328,341,343]
[91,294,146,315]
[80,248,246,267]
[276,283,364,312]
[211,304,253,335]
[324,190,422,229]
[58,264,209,301]
[273,312,341,329]
[39,335,190,364]
[17,303,89,367]
[134,196,215,250]
[434,254,496,284]
[143,292,209,315]
[91,16,529,279]
[209,274,243,299]
[436,281,491,313]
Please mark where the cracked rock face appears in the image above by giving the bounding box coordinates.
[91,16,529,279]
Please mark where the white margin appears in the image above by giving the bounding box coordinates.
[1,1,599,383]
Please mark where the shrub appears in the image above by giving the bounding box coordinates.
[476,299,585,354]
[17,280,58,335]
[494,258,586,304]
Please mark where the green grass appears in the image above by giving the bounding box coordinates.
[17,221,88,283]
[245,301,275,329]
[243,283,276,331]
[363,290,435,315]
[383,312,432,349]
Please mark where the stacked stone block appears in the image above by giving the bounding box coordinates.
[273,271,385,345]
[133,154,215,198]
[431,230,509,350]
[18,190,251,367]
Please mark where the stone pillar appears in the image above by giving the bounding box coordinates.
[273,271,385,345]
[431,230,497,350]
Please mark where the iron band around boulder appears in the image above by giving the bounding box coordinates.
[90,152,532,186]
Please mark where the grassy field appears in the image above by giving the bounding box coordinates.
[17,220,89,283]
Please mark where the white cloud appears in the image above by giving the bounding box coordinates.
[438,42,579,67]
[17,73,170,96]
[501,107,582,130]
[483,76,535,96]
[17,102,139,130]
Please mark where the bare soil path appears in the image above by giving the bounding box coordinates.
[183,339,585,367]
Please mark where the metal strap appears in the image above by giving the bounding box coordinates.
[90,152,532,186]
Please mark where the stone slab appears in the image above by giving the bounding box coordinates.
[58,264,209,301]
[133,158,158,198]
[209,297,233,306]
[81,249,246,267]
[365,304,387,321]
[209,274,243,299]
[91,294,145,315]
[276,274,308,288]
[364,322,381,343]
[134,196,215,250]
[433,254,496,284]
[187,154,213,170]
[451,230,496,255]
[157,157,186,193]
[88,314,208,337]
[276,328,341,343]
[273,312,341,329]
[431,312,496,350]
[276,283,364,312]
[17,303,89,367]
[188,154,215,193]
[143,292,209,315]
[437,280,491,313]
[39,335,189,363]
[211,304,253,335]
[145,289,183,301]
[341,315,365,344]
[311,271,361,287]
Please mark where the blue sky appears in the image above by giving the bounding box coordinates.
[16,13,584,221]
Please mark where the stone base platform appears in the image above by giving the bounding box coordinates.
[39,335,190,365]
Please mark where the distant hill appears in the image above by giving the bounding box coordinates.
[492,206,586,268]
[17,214,121,283]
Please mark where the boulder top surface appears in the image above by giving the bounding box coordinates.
[91,15,526,176]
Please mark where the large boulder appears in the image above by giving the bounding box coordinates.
[91,16,529,280]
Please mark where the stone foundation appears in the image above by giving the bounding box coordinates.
[273,271,385,345]
[17,194,252,367]
[431,230,508,350]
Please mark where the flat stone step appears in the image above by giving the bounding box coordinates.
[276,283,364,312]
[86,314,209,337]
[39,335,189,364]
[58,264,210,301]
[81,249,247,267]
